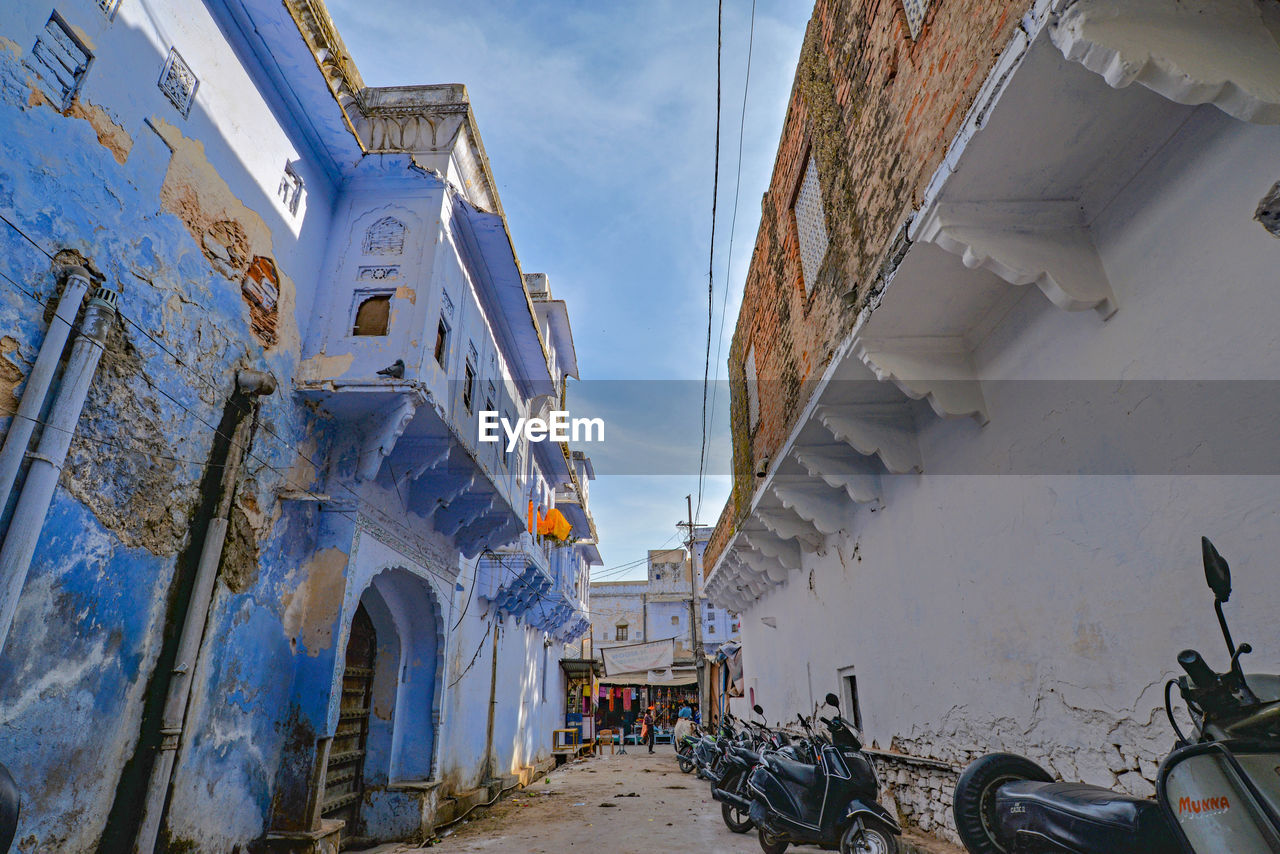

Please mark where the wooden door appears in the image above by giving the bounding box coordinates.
[321,603,376,838]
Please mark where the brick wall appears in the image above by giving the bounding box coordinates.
[708,0,1030,572]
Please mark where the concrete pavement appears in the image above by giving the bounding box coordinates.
[378,744,961,854]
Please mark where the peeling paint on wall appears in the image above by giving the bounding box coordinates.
[0,335,24,414]
[281,547,349,655]
[151,117,299,354]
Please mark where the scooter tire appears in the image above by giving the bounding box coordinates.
[719,769,754,833]
[840,818,898,854]
[678,756,695,774]
[757,827,788,854]
[953,753,1053,854]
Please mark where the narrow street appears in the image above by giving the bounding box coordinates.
[382,747,961,854]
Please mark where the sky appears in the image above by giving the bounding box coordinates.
[326,0,812,580]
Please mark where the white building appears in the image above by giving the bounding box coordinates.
[705,1,1280,845]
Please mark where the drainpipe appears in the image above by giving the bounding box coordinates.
[134,369,276,854]
[0,267,92,519]
[0,287,117,654]
[483,619,501,781]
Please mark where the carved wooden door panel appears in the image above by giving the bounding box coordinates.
[321,603,376,838]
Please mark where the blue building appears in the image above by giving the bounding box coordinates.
[0,0,598,850]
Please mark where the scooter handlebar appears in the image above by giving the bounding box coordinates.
[1179,648,1217,690]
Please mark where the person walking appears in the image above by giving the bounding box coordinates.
[642,706,656,753]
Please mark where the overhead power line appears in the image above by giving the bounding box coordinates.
[696,0,724,524]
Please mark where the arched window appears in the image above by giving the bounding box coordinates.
[363,216,406,255]
[353,294,391,336]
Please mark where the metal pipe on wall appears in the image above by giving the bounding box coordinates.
[0,266,92,519]
[134,369,275,854]
[0,287,117,654]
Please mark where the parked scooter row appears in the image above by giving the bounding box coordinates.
[677,695,902,853]
[952,538,1280,853]
[676,538,1279,854]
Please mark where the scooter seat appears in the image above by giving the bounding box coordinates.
[996,781,1180,854]
[730,745,762,766]
[764,754,818,789]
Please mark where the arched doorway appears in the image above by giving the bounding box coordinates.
[321,602,377,835]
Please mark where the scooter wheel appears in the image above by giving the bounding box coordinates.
[953,753,1052,854]
[840,818,898,854]
[757,827,788,854]
[677,756,695,773]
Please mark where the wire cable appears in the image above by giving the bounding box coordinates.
[705,0,757,481]
[697,0,725,524]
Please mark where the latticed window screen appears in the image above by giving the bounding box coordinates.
[29,14,91,110]
[793,155,829,291]
[902,0,931,38]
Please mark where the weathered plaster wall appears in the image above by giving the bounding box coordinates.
[710,0,1031,571]
[728,106,1280,842]
[0,0,340,848]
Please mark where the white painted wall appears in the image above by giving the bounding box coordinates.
[731,106,1280,802]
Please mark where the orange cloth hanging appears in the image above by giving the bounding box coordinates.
[527,500,536,534]
[537,508,572,541]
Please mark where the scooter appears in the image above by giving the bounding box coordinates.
[745,693,901,854]
[712,704,772,833]
[953,537,1280,854]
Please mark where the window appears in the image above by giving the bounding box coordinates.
[745,346,760,428]
[901,0,932,38]
[278,161,304,215]
[434,316,450,367]
[615,624,628,642]
[706,608,716,621]
[707,624,715,635]
[364,217,405,255]
[97,0,121,19]
[840,668,864,732]
[158,47,198,119]
[793,154,829,292]
[671,615,679,625]
[462,360,475,411]
[352,294,391,336]
[28,13,92,111]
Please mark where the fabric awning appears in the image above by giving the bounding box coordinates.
[598,666,699,686]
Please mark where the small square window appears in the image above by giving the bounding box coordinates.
[793,154,829,291]
[158,47,198,119]
[278,161,304,216]
[707,624,715,635]
[434,316,451,368]
[671,615,679,625]
[28,13,92,111]
[462,360,475,412]
[615,625,628,642]
[901,0,931,38]
[97,0,121,19]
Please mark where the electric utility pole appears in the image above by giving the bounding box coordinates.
[681,495,706,723]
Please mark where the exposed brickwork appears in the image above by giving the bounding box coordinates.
[708,0,1029,572]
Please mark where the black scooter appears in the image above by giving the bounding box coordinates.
[745,693,901,853]
[712,704,771,833]
[953,538,1280,854]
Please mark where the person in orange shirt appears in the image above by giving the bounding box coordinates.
[641,706,655,754]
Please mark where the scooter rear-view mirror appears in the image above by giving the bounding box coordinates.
[825,692,840,709]
[1202,536,1231,603]
[753,704,764,716]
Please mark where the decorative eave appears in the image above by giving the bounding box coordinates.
[1050,0,1280,125]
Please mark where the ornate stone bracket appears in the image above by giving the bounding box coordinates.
[769,481,852,537]
[914,202,1117,318]
[791,447,882,504]
[816,403,922,475]
[1051,0,1280,125]
[356,393,421,481]
[853,336,989,423]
